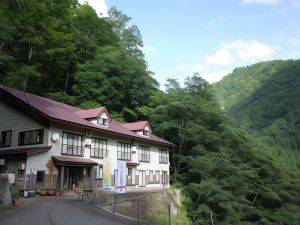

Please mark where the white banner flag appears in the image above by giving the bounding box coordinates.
[115,161,126,193]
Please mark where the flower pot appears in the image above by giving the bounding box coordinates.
[40,190,47,196]
[55,191,60,196]
[48,189,55,196]
[13,199,21,206]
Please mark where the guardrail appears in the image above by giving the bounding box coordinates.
[91,188,172,225]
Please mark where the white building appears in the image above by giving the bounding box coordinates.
[0,85,173,192]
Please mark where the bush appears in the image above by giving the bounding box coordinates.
[10,186,20,199]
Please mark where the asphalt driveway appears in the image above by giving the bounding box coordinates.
[0,196,141,225]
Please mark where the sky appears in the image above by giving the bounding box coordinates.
[80,0,300,89]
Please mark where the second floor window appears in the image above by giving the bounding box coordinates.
[0,130,12,147]
[90,138,108,158]
[143,129,150,136]
[117,142,131,160]
[62,132,84,156]
[159,149,169,163]
[97,117,108,126]
[18,129,43,146]
[139,145,150,162]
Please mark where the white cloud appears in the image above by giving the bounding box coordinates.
[224,39,276,61]
[175,39,277,84]
[290,37,300,46]
[79,0,108,17]
[241,0,280,5]
[201,71,232,84]
[203,49,234,66]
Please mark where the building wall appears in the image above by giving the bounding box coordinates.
[0,100,170,190]
[0,102,49,150]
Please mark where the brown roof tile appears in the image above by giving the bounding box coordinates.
[0,85,174,147]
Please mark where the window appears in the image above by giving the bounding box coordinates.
[159,149,169,163]
[127,168,134,185]
[149,170,154,183]
[138,145,150,162]
[155,170,160,183]
[18,129,43,146]
[98,166,103,179]
[143,129,150,136]
[0,130,12,147]
[117,142,131,160]
[90,138,107,158]
[97,117,108,126]
[36,171,45,183]
[62,132,84,156]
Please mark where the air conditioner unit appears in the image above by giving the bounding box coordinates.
[85,138,92,146]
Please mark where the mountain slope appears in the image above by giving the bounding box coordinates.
[214,60,300,168]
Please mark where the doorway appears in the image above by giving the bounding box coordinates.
[63,167,91,190]
[139,170,146,187]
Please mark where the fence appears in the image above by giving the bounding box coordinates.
[91,188,173,225]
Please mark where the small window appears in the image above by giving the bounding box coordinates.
[143,129,150,136]
[18,129,44,146]
[155,170,160,183]
[117,142,131,160]
[138,145,150,162]
[90,138,108,158]
[36,171,45,183]
[98,165,103,179]
[62,132,84,156]
[149,170,154,183]
[0,130,12,148]
[97,117,108,126]
[159,149,169,163]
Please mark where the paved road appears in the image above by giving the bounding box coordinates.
[0,196,141,225]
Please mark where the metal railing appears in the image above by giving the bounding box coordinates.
[91,187,172,225]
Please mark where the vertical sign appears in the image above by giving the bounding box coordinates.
[102,157,112,189]
[115,161,126,193]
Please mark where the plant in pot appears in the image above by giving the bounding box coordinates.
[40,188,47,196]
[10,186,21,206]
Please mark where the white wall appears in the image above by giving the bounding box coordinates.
[0,102,49,150]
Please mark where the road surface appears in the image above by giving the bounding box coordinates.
[0,196,141,225]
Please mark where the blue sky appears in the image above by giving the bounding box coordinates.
[81,0,300,88]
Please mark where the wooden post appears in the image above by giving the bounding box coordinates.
[137,199,140,222]
[60,166,64,195]
[169,204,171,225]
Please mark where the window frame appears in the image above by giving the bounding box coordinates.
[143,129,150,136]
[117,142,131,161]
[138,145,150,162]
[90,137,108,158]
[36,170,45,183]
[61,131,84,157]
[149,170,154,184]
[159,149,169,164]
[0,130,12,148]
[97,117,108,126]
[155,170,160,184]
[18,129,44,146]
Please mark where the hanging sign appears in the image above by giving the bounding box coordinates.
[102,157,112,189]
[115,160,126,193]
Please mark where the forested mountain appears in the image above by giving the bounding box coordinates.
[214,60,300,169]
[1,1,300,224]
[0,0,160,122]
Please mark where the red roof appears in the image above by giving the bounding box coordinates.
[75,107,105,119]
[0,85,174,147]
[0,146,51,156]
[52,155,98,166]
[122,121,150,131]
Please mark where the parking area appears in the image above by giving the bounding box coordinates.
[0,196,141,225]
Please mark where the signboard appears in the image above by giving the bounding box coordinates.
[0,159,5,165]
[102,157,112,189]
[115,161,126,193]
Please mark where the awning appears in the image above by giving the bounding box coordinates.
[52,155,98,167]
[0,146,51,156]
[126,162,140,167]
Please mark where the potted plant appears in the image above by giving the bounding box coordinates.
[48,188,55,196]
[55,190,60,196]
[10,186,21,206]
[40,188,47,196]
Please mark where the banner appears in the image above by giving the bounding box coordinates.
[102,157,112,189]
[115,160,126,193]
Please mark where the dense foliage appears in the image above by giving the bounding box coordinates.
[214,60,300,169]
[151,76,300,224]
[1,1,299,224]
[0,0,160,122]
